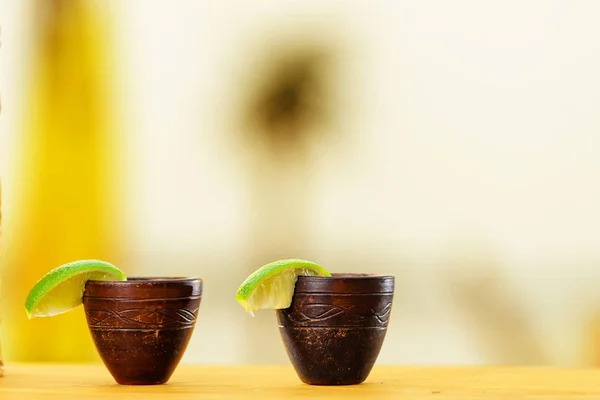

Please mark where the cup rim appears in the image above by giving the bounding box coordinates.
[298,273,394,280]
[87,276,202,284]
[83,277,203,298]
[294,273,394,294]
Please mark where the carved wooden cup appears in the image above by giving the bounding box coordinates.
[83,278,202,385]
[277,274,394,385]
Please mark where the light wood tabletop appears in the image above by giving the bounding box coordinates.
[1,363,600,399]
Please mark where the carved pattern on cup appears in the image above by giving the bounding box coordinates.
[280,296,392,327]
[86,307,198,328]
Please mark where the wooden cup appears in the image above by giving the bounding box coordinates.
[277,274,394,385]
[83,277,202,385]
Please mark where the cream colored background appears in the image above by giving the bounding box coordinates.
[2,1,600,365]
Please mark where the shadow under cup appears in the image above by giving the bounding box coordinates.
[277,274,395,385]
[83,277,202,385]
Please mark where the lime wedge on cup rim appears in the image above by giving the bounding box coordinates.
[25,259,127,319]
[236,259,331,315]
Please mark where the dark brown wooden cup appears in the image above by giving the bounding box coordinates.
[83,277,202,385]
[277,273,394,385]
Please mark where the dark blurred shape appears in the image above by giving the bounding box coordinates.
[238,37,338,155]
[247,51,331,146]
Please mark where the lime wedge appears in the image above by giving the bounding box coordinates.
[25,259,127,319]
[236,259,331,314]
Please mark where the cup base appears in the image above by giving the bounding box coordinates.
[279,326,387,386]
[90,327,193,385]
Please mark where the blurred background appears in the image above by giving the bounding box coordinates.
[1,0,600,367]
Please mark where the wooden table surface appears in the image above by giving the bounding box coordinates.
[2,363,600,399]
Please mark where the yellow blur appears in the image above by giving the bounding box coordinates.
[2,0,124,362]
